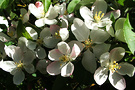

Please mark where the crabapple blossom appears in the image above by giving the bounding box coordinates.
[28,1,58,27]
[47,41,81,77]
[80,0,120,36]
[94,47,135,90]
[0,45,35,85]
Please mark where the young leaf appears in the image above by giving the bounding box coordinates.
[67,0,80,13]
[0,0,14,9]
[117,0,125,6]
[17,20,32,40]
[123,14,135,54]
[42,0,51,13]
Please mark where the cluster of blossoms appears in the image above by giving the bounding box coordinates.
[0,0,134,89]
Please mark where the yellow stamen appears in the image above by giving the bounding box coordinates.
[109,61,121,73]
[54,30,61,39]
[15,61,23,69]
[94,11,104,22]
[83,39,93,49]
[59,55,70,62]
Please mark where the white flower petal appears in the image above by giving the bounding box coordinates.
[107,25,114,37]
[94,67,108,85]
[22,12,29,23]
[61,62,74,77]
[40,27,51,38]
[117,62,135,77]
[35,18,45,27]
[82,49,97,73]
[18,37,28,52]
[20,8,27,15]
[28,3,44,18]
[26,40,37,51]
[24,64,35,74]
[100,52,110,67]
[0,32,10,42]
[0,61,16,73]
[109,71,126,90]
[47,61,64,75]
[48,49,63,61]
[45,4,58,19]
[44,18,58,25]
[0,16,8,27]
[68,40,84,52]
[70,44,80,60]
[43,36,60,48]
[90,29,110,44]
[23,50,35,65]
[80,6,93,20]
[60,17,68,28]
[110,47,125,62]
[36,59,50,74]
[25,27,38,40]
[59,28,69,41]
[85,20,98,30]
[57,41,70,55]
[93,0,107,15]
[35,46,46,59]
[50,25,60,35]
[4,45,23,62]
[71,18,90,41]
[13,70,25,85]
[103,10,121,19]
[93,43,111,59]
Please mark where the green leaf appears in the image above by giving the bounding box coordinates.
[10,11,17,20]
[123,14,135,54]
[32,73,37,77]
[5,41,14,46]
[67,0,81,13]
[117,0,125,6]
[42,0,51,13]
[75,0,95,11]
[115,18,126,42]
[0,0,14,9]
[17,20,32,40]
[110,12,115,23]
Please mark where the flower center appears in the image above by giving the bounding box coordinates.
[94,11,104,23]
[7,31,14,37]
[64,10,68,15]
[54,30,61,39]
[36,37,43,45]
[59,55,70,62]
[109,61,121,73]
[83,39,93,49]
[16,61,23,69]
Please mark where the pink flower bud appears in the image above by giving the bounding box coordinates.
[35,1,42,8]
